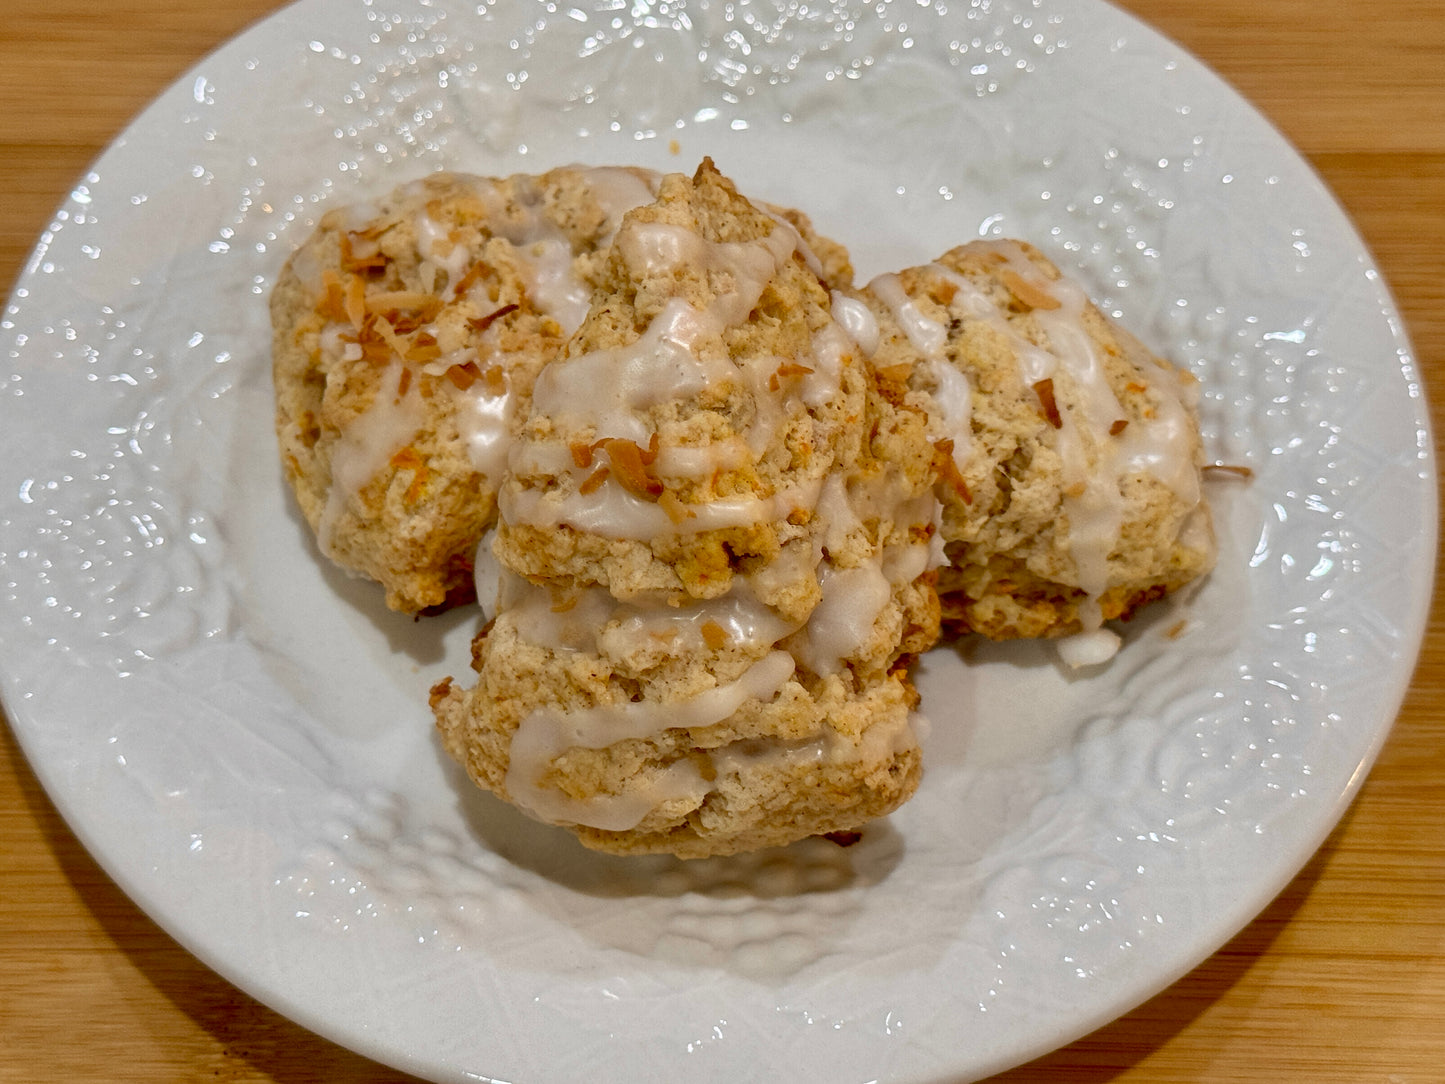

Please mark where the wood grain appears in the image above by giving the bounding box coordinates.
[2,1,1442,1081]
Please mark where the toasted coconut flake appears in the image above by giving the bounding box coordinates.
[446,360,483,390]
[1032,377,1063,429]
[773,361,815,386]
[468,302,520,334]
[932,439,972,504]
[659,490,694,524]
[360,335,391,365]
[405,334,443,363]
[451,260,493,298]
[344,273,367,330]
[1205,463,1255,479]
[340,232,388,273]
[928,279,959,306]
[481,365,507,396]
[317,270,349,323]
[874,362,915,382]
[372,315,407,358]
[579,466,610,495]
[640,431,660,466]
[366,290,443,316]
[601,438,665,501]
[1002,269,1062,311]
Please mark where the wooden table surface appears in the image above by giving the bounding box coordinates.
[2,1,1441,1080]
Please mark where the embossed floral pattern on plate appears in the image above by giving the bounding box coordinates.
[0,0,1433,1081]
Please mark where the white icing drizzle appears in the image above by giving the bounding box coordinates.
[870,272,947,358]
[500,473,826,540]
[516,238,592,334]
[504,650,797,830]
[831,291,880,356]
[789,564,893,677]
[1056,627,1123,669]
[452,375,514,485]
[502,576,800,661]
[415,209,473,296]
[528,295,736,448]
[472,527,502,622]
[803,321,851,408]
[578,166,661,223]
[317,360,424,557]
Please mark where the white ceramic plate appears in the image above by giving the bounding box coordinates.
[1,0,1434,1080]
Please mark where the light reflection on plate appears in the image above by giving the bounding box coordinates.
[0,0,1433,1081]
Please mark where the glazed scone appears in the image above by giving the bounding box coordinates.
[271,166,663,612]
[431,161,938,858]
[862,239,1215,646]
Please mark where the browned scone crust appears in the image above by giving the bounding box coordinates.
[862,240,1215,639]
[432,161,937,858]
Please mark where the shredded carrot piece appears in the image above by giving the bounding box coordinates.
[570,442,595,469]
[395,366,412,399]
[700,620,728,651]
[1109,419,1129,437]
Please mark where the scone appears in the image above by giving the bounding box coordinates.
[272,167,856,614]
[861,240,1215,643]
[431,160,938,858]
[271,166,662,612]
